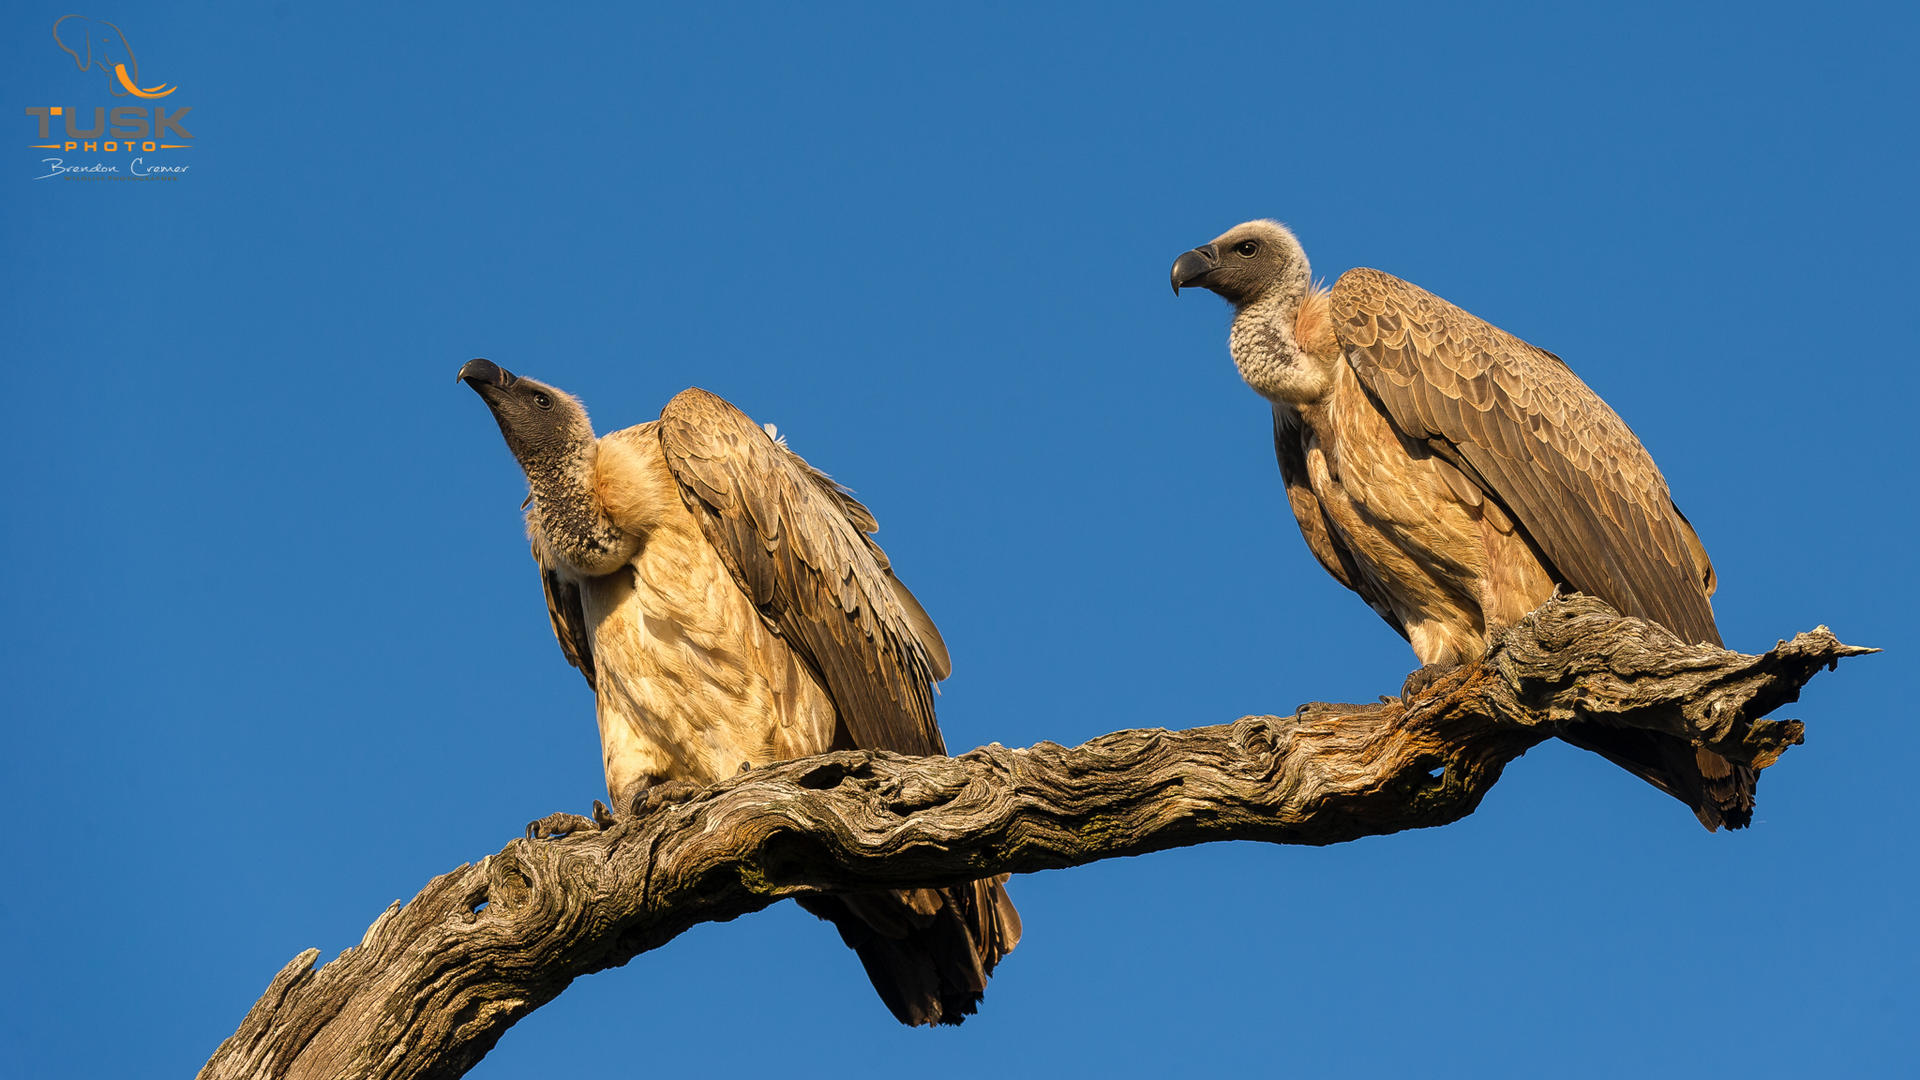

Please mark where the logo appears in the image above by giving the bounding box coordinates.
[53,15,174,97]
[26,14,194,181]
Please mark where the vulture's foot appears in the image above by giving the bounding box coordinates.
[1400,662,1458,701]
[525,809,609,840]
[628,777,704,816]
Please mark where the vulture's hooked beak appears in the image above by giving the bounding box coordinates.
[458,358,518,392]
[1169,245,1219,295]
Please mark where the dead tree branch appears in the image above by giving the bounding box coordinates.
[199,597,1872,1080]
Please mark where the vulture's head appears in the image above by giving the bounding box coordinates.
[1170,220,1310,309]
[458,359,595,469]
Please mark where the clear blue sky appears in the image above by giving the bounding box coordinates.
[4,3,1915,1076]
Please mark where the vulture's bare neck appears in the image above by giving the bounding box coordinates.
[1229,271,1334,408]
[521,437,637,578]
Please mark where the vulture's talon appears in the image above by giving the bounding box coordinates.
[525,811,602,840]
[1400,663,1454,702]
[628,778,704,816]
[591,799,618,829]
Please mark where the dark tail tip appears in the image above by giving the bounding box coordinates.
[797,877,1019,1027]
[1694,748,1757,831]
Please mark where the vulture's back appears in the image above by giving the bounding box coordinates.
[563,390,1020,1024]
[1325,269,1747,829]
[1328,267,1719,646]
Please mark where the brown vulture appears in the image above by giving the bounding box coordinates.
[459,361,1019,1023]
[1170,220,1751,829]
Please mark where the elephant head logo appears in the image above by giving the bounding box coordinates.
[52,15,175,98]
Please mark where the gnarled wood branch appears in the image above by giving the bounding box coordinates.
[199,597,1872,1080]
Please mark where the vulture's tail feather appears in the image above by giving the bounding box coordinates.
[797,876,1020,1026]
[1560,725,1756,830]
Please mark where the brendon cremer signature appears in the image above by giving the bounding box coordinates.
[35,156,190,180]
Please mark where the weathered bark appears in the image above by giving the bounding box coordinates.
[199,598,1871,1080]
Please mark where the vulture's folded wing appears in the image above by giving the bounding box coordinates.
[657,388,949,756]
[536,554,597,690]
[1328,268,1719,647]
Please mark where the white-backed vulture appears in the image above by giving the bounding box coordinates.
[459,360,1019,1024]
[1171,220,1752,830]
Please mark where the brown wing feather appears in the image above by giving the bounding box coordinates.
[1328,268,1720,646]
[537,553,596,690]
[1329,269,1749,828]
[656,388,948,755]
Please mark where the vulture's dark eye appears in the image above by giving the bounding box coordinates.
[533,392,553,410]
[1235,240,1259,257]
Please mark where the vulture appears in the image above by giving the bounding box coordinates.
[1170,220,1752,830]
[458,360,1019,1024]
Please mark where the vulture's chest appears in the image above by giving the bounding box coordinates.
[574,432,840,794]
